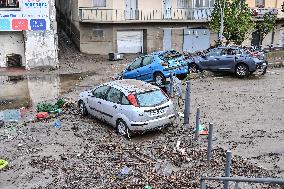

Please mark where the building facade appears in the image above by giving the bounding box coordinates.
[0,0,58,69]
[57,0,284,55]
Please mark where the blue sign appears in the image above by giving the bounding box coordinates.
[30,19,46,30]
[0,19,10,30]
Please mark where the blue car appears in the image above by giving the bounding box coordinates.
[122,50,189,86]
[187,46,267,77]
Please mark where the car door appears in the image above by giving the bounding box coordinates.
[212,48,236,70]
[200,48,221,69]
[87,85,110,120]
[101,87,123,126]
[137,55,153,81]
[123,57,143,79]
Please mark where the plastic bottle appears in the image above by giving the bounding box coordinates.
[54,120,61,129]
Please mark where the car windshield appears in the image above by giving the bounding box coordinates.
[159,50,182,61]
[136,90,168,107]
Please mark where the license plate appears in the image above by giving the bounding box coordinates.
[150,108,166,116]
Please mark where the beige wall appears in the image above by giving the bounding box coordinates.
[245,0,280,8]
[79,0,113,8]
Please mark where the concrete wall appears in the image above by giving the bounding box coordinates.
[24,0,58,69]
[24,30,58,69]
[0,32,26,67]
[27,75,60,107]
[79,23,213,54]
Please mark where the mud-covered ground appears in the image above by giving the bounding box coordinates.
[0,32,283,189]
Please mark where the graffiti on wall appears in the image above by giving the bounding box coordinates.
[0,0,50,31]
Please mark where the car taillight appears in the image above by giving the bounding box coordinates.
[127,94,139,107]
[161,62,169,67]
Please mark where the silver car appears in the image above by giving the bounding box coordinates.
[78,79,176,136]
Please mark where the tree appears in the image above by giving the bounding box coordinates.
[210,0,255,45]
[255,12,277,46]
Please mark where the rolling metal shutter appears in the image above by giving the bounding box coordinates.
[117,31,143,53]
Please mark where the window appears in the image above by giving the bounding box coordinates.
[106,87,122,104]
[207,48,222,56]
[93,0,106,7]
[177,0,188,8]
[93,29,104,38]
[136,90,168,107]
[195,0,212,8]
[142,56,152,66]
[0,0,19,8]
[122,95,130,105]
[93,86,110,99]
[255,0,265,8]
[128,57,142,70]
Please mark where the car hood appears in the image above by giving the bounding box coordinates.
[79,90,92,99]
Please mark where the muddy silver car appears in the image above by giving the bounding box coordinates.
[78,79,175,136]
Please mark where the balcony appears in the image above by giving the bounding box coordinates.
[252,8,279,19]
[79,8,213,23]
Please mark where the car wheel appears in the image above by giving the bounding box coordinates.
[189,63,200,73]
[116,119,131,138]
[235,64,249,77]
[78,101,88,116]
[154,72,165,86]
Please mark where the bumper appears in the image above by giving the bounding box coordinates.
[256,62,268,75]
[129,114,176,132]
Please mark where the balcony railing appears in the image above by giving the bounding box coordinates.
[79,8,213,22]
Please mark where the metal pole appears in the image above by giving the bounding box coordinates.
[169,72,174,98]
[224,150,232,189]
[194,107,200,141]
[220,1,224,41]
[200,179,206,189]
[207,123,213,162]
[183,81,191,126]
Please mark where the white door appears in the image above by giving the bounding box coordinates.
[117,31,143,53]
[164,0,172,19]
[125,0,137,20]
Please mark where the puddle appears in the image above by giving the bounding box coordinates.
[0,72,95,122]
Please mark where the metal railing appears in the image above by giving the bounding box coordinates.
[200,176,284,189]
[79,8,213,22]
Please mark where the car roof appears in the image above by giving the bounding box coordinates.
[106,79,159,94]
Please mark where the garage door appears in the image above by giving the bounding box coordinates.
[183,29,210,53]
[117,31,143,53]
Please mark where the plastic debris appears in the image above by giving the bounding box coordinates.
[36,112,49,120]
[0,159,8,170]
[37,98,65,113]
[54,120,61,129]
[118,166,130,178]
[144,184,152,189]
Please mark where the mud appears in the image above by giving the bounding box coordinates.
[0,32,283,188]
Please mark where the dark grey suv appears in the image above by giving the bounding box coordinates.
[187,47,267,77]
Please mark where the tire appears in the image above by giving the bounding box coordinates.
[116,119,131,138]
[235,63,249,78]
[78,101,88,116]
[154,72,166,86]
[189,63,200,73]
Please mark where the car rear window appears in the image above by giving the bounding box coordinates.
[136,90,168,107]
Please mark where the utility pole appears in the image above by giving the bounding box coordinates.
[220,0,224,41]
